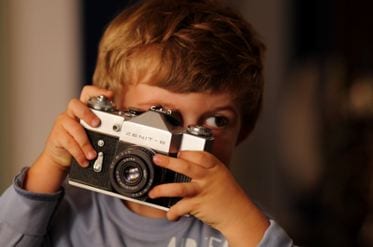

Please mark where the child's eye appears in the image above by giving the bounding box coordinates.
[204,116,230,129]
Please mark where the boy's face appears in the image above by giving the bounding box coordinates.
[116,83,243,165]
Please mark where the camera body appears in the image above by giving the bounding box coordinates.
[68,96,213,211]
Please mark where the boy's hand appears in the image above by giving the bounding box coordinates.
[149,151,270,247]
[24,86,113,193]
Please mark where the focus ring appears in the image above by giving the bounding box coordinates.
[109,146,155,198]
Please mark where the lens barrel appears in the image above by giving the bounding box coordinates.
[110,146,156,198]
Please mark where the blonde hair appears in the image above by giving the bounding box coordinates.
[93,0,265,133]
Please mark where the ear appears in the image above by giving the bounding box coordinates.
[236,125,251,145]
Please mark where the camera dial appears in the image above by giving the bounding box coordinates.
[187,125,212,137]
[87,96,114,112]
[150,105,182,126]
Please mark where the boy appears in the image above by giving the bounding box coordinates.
[0,0,293,246]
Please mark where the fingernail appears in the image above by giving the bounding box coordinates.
[148,190,155,198]
[91,118,100,127]
[82,160,90,167]
[153,154,164,164]
[87,151,97,160]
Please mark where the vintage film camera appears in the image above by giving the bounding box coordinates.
[68,96,214,211]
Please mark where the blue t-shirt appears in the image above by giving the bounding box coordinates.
[0,168,294,246]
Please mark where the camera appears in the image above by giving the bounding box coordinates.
[68,96,214,211]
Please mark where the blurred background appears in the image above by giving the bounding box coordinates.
[0,0,372,246]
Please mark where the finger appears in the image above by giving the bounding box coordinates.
[58,129,89,167]
[80,85,113,103]
[152,154,207,179]
[61,115,97,160]
[148,182,200,199]
[177,151,218,169]
[167,199,195,221]
[66,99,101,127]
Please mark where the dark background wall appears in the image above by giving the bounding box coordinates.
[82,0,134,85]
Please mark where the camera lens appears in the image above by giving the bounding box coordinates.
[110,146,156,198]
[123,164,141,184]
